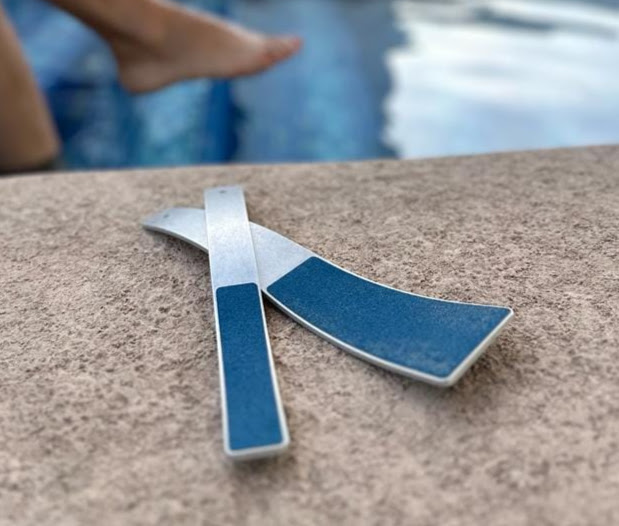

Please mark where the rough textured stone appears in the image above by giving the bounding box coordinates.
[1,146,618,526]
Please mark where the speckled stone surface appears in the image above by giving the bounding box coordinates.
[1,146,618,526]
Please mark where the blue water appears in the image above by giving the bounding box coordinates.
[3,0,619,168]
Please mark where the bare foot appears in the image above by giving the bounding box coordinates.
[109,4,302,93]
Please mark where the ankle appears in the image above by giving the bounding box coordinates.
[105,2,170,58]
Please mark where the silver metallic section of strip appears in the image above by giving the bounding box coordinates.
[142,207,312,288]
[142,208,209,250]
[250,223,313,287]
[204,187,259,289]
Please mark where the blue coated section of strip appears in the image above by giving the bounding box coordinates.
[216,283,283,451]
[267,258,511,379]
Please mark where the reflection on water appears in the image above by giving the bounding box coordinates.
[386,0,619,158]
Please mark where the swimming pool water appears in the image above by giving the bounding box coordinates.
[4,0,619,168]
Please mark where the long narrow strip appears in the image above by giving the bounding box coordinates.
[204,186,288,460]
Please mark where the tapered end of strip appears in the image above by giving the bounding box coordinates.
[142,208,209,250]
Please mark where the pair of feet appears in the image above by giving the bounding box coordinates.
[110,3,301,93]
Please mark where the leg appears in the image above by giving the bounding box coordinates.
[48,0,302,93]
[0,5,59,174]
